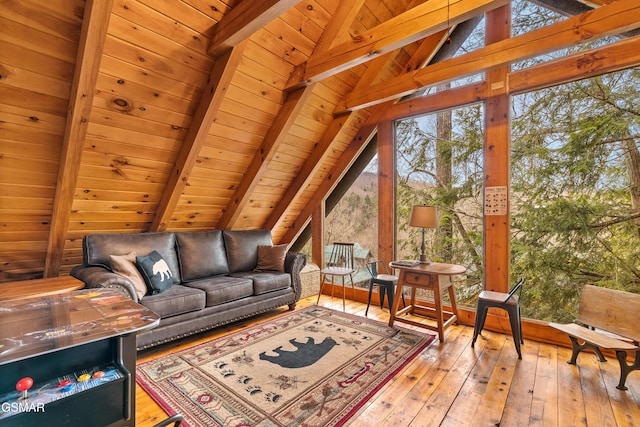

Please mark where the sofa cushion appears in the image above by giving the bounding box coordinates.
[223,229,273,273]
[230,271,291,295]
[185,276,254,307]
[83,232,181,284]
[176,231,229,281]
[255,244,287,272]
[110,251,147,299]
[136,250,174,295]
[140,284,205,318]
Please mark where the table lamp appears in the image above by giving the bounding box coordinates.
[409,205,437,264]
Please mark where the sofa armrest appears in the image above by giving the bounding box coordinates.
[70,265,139,302]
[285,252,307,301]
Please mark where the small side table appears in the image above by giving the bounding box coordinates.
[388,262,466,342]
[0,276,84,301]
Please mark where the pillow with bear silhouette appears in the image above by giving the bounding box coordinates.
[136,250,173,295]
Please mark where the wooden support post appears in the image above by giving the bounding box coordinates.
[377,120,396,264]
[483,4,511,292]
[311,203,325,268]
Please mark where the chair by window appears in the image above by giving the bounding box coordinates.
[365,260,405,316]
[471,278,525,359]
[317,242,356,310]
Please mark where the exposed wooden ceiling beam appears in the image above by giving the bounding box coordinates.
[285,0,510,90]
[207,0,303,57]
[344,0,640,111]
[44,0,114,278]
[369,33,640,124]
[245,1,366,233]
[153,0,298,231]
[509,34,640,94]
[216,84,316,229]
[274,15,457,242]
[313,0,366,52]
[150,42,248,231]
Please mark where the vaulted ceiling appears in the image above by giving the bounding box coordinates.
[1,0,638,282]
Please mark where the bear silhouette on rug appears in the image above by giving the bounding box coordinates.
[259,337,338,368]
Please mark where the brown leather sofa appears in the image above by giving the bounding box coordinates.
[71,229,306,350]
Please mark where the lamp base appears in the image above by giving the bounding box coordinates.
[418,254,431,264]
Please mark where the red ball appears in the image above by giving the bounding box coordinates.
[16,377,34,392]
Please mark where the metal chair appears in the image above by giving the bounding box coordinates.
[471,278,525,359]
[317,242,355,310]
[153,414,184,427]
[365,260,405,316]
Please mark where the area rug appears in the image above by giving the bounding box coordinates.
[136,306,435,427]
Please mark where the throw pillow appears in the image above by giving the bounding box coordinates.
[136,250,174,295]
[110,251,147,300]
[255,244,287,272]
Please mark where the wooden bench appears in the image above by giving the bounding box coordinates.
[549,285,640,390]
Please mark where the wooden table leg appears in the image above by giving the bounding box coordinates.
[431,274,445,342]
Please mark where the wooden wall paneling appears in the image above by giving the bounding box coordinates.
[346,0,640,110]
[225,84,282,115]
[199,141,256,162]
[280,122,377,243]
[1,64,72,100]
[258,21,314,65]
[136,0,219,36]
[110,0,210,55]
[207,123,266,147]
[240,44,292,84]
[179,0,232,22]
[1,125,63,153]
[44,0,114,278]
[2,106,67,135]
[281,2,326,46]
[76,161,169,184]
[149,42,247,231]
[68,210,155,224]
[213,109,271,136]
[219,96,277,127]
[92,95,193,130]
[0,41,75,82]
[1,0,83,42]
[0,15,78,63]
[98,57,202,102]
[265,114,353,233]
[106,14,212,73]
[232,70,284,105]
[101,37,208,89]
[217,84,316,229]
[95,74,196,114]
[294,0,333,36]
[86,123,183,152]
[88,107,189,140]
[0,85,69,117]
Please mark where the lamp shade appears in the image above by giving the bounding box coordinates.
[409,205,437,228]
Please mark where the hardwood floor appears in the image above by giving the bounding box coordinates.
[135,296,640,427]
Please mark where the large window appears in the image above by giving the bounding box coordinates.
[510,68,640,322]
[395,104,485,306]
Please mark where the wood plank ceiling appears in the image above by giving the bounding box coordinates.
[0,0,637,282]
